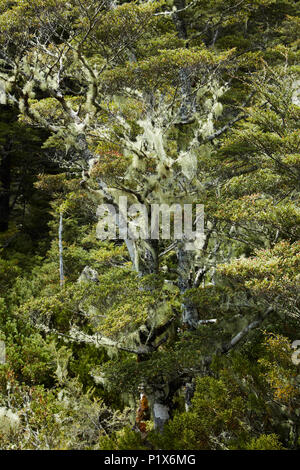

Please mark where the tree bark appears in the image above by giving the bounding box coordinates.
[153,401,170,432]
[59,212,65,288]
[136,239,159,275]
[177,243,198,328]
[0,147,11,232]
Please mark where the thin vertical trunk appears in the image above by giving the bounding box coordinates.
[0,340,6,365]
[0,150,11,232]
[177,243,198,328]
[59,212,65,288]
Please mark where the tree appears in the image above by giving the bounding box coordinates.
[0,0,299,439]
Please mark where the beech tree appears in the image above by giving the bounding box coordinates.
[0,0,299,445]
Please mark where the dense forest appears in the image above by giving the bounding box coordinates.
[0,0,299,451]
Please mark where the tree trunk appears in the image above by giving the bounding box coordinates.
[153,401,170,433]
[149,386,170,433]
[136,239,159,275]
[0,148,11,232]
[177,243,198,328]
[59,212,65,288]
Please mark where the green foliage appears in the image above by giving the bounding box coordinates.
[0,0,299,452]
[245,434,285,450]
[99,427,148,451]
